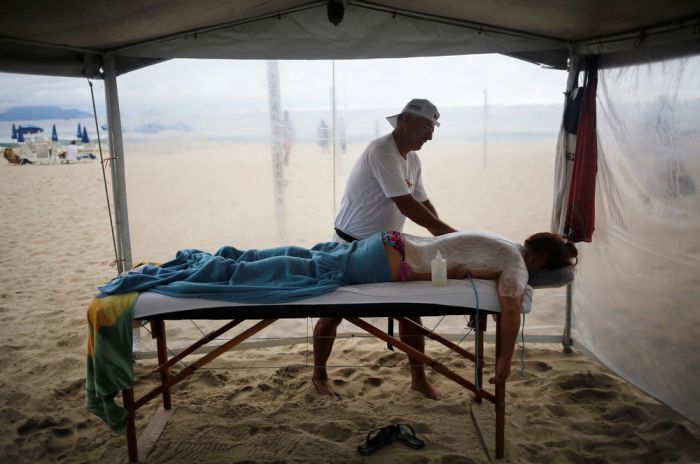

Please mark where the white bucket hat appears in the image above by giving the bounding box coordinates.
[386,98,440,128]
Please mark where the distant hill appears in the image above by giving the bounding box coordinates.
[0,106,92,121]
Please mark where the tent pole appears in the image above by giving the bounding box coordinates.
[266,60,287,240]
[563,283,573,353]
[103,54,133,272]
[552,51,580,353]
[551,53,581,235]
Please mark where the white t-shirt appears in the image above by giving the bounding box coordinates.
[65,144,78,161]
[403,231,529,298]
[335,133,428,239]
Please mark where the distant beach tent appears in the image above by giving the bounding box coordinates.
[81,126,89,143]
[11,123,17,139]
[18,125,44,134]
[51,124,59,142]
[16,126,24,142]
[77,123,82,138]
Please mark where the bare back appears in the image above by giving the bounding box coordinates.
[400,231,529,297]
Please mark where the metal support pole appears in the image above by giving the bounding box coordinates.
[103,54,133,272]
[483,89,488,169]
[266,60,287,240]
[331,60,337,219]
[563,282,573,353]
[551,53,581,235]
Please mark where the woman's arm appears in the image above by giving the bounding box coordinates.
[489,291,523,384]
[406,270,431,281]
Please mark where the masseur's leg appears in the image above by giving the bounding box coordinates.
[312,317,342,397]
[399,316,443,400]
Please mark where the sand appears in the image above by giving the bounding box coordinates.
[1,140,699,463]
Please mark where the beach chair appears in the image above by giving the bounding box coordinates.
[49,142,62,162]
[34,143,51,164]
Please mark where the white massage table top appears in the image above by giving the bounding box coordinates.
[134,280,533,319]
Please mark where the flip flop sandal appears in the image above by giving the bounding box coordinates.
[357,425,398,456]
[395,423,425,449]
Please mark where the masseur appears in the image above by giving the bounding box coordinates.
[314,98,457,399]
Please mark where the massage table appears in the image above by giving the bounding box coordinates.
[114,280,527,462]
[104,268,573,462]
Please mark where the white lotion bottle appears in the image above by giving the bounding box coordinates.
[431,250,447,286]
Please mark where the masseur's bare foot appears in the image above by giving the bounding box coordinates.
[489,358,512,385]
[312,376,340,399]
[411,378,443,400]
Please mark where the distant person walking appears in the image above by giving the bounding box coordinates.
[317,119,330,154]
[338,117,347,154]
[282,110,295,165]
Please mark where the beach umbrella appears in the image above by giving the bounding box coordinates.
[11,123,17,139]
[77,123,82,138]
[81,126,89,143]
[51,124,58,142]
[17,126,24,142]
[18,125,44,134]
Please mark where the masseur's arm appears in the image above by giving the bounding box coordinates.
[490,292,522,384]
[422,199,438,217]
[391,194,455,236]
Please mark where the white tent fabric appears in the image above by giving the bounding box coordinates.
[117,4,564,61]
[2,0,700,425]
[1,1,699,77]
[573,51,700,423]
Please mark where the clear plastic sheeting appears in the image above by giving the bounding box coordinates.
[573,52,700,423]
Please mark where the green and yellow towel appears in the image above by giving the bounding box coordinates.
[86,292,139,434]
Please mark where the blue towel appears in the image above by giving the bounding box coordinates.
[99,233,391,303]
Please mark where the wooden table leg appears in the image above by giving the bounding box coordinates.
[495,313,505,459]
[150,320,172,410]
[474,314,487,403]
[123,388,138,463]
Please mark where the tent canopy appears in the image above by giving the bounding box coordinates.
[0,0,698,78]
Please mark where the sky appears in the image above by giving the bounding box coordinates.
[0,54,568,118]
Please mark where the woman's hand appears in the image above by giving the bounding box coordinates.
[447,264,470,280]
[489,289,522,385]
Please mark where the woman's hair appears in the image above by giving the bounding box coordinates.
[524,233,578,269]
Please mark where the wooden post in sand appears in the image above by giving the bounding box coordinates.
[266,60,287,240]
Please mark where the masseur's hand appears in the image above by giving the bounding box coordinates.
[489,356,511,384]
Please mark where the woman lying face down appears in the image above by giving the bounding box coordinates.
[383,231,577,287]
[377,230,577,385]
[100,229,576,388]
